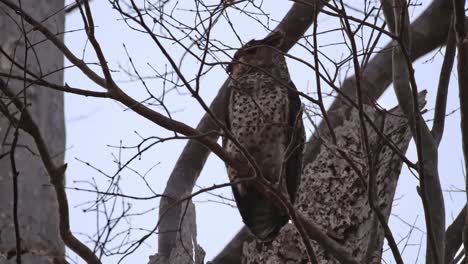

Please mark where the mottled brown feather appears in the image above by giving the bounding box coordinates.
[223,35,305,241]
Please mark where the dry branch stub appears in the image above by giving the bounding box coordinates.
[149,200,205,264]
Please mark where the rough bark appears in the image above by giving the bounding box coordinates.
[242,93,426,263]
[0,1,65,263]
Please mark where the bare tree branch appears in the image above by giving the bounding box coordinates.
[65,0,94,14]
[451,0,468,256]
[304,0,454,166]
[0,0,242,175]
[432,16,456,146]
[381,0,445,263]
[0,1,67,263]
[0,1,364,262]
[445,205,466,263]
[214,1,459,261]
[0,0,465,263]
[158,0,329,259]
[0,80,102,264]
[241,90,425,263]
[339,1,403,262]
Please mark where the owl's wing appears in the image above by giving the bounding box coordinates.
[222,81,234,149]
[285,81,305,204]
[223,78,291,241]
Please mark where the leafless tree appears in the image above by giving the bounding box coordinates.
[0,0,467,264]
[0,0,66,263]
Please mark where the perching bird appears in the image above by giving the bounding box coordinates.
[223,32,305,241]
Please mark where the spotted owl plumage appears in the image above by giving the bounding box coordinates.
[223,32,305,241]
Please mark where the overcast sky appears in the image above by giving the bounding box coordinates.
[62,1,466,263]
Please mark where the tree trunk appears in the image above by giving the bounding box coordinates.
[0,1,65,263]
[242,95,426,263]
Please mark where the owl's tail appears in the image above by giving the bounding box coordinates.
[232,184,289,241]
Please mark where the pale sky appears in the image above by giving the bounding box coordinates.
[62,1,465,263]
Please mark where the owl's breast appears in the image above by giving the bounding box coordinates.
[227,74,290,147]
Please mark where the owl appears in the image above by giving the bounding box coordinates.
[223,32,305,241]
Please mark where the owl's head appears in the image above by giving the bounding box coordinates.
[227,31,286,77]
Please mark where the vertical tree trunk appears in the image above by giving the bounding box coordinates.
[0,1,65,263]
